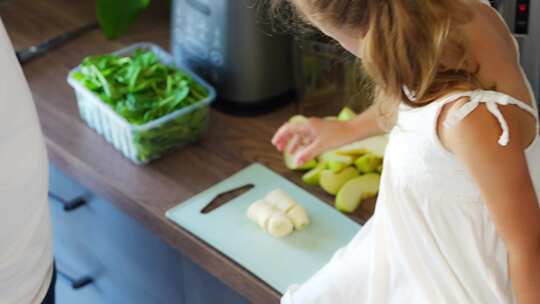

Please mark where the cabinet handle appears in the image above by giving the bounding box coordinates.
[48,192,88,212]
[57,269,94,289]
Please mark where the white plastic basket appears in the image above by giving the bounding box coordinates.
[67,43,216,165]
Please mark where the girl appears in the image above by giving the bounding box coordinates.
[271,0,540,303]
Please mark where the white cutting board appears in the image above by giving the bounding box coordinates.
[166,163,361,294]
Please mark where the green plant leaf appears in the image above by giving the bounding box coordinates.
[96,0,151,39]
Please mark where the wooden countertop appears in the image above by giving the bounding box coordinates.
[0,1,375,302]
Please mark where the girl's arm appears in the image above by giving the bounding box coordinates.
[345,101,396,139]
[442,101,540,304]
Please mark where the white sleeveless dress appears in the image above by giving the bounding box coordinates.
[282,3,540,303]
[282,92,540,304]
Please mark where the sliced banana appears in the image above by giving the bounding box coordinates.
[286,205,309,230]
[246,200,276,230]
[246,200,266,222]
[265,188,297,213]
[247,189,311,237]
[267,212,294,238]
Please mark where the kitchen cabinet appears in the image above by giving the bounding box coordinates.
[49,164,246,304]
[55,276,104,304]
[182,259,248,304]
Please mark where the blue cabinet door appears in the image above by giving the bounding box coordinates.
[49,165,185,303]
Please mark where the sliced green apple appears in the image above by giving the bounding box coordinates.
[319,167,359,195]
[285,156,317,170]
[320,150,353,164]
[289,115,308,124]
[283,136,317,170]
[328,158,354,173]
[337,107,356,121]
[282,115,316,170]
[319,151,354,173]
[302,162,326,186]
[335,174,381,213]
[335,135,389,158]
[354,153,383,174]
[284,152,317,170]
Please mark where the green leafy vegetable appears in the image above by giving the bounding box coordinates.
[73,49,208,124]
[73,49,210,163]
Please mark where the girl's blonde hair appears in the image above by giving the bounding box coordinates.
[271,0,486,110]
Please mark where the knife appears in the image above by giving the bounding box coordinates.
[16,21,100,65]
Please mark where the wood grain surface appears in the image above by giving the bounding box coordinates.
[0,1,376,302]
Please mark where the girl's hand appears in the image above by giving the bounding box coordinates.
[271,117,354,167]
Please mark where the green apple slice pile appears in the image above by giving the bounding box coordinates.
[282,107,387,213]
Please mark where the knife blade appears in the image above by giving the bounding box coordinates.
[16,21,100,65]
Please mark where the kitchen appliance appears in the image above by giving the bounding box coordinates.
[490,0,540,101]
[166,163,360,293]
[171,0,297,115]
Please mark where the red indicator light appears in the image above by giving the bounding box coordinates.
[519,4,527,12]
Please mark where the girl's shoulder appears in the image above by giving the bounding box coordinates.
[436,90,539,154]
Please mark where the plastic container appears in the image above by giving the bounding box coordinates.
[67,43,216,165]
